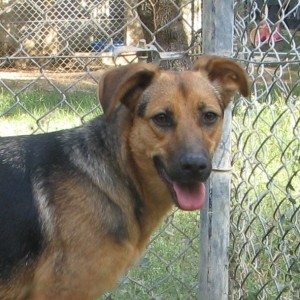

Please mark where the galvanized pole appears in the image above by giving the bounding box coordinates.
[199,0,234,300]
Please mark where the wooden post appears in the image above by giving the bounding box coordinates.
[199,105,233,300]
[199,0,234,299]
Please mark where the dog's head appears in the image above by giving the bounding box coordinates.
[98,56,249,211]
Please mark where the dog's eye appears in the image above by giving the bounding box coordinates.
[202,112,218,124]
[152,113,173,127]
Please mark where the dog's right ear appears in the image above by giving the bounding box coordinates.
[193,55,249,107]
[98,63,160,118]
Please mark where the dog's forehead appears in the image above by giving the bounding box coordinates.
[143,71,220,107]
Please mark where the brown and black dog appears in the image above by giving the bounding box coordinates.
[0,56,248,299]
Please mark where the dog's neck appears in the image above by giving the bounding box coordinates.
[124,140,173,251]
[129,167,173,252]
[102,107,173,251]
[138,180,173,243]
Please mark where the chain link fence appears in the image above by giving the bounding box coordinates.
[231,1,300,299]
[0,0,299,299]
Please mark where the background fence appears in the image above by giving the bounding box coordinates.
[231,1,300,299]
[0,0,299,299]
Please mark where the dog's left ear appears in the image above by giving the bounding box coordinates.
[193,55,249,107]
[98,63,160,118]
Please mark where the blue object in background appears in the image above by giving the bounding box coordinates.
[91,41,124,52]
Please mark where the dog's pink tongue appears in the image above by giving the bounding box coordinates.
[173,182,206,211]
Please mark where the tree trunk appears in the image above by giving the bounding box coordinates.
[137,0,191,70]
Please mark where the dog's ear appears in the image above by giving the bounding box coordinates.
[193,55,249,107]
[98,63,160,118]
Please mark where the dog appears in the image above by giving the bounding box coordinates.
[0,55,249,299]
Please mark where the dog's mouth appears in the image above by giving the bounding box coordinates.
[153,157,206,211]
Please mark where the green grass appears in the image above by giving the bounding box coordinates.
[0,88,100,135]
[230,84,300,299]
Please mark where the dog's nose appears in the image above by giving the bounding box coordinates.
[179,154,209,174]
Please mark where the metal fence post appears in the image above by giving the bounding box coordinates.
[199,0,234,299]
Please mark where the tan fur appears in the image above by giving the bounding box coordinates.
[0,55,249,299]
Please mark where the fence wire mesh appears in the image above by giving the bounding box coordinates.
[0,0,299,299]
[231,1,300,299]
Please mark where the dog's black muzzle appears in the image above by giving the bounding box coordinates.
[153,150,212,184]
[177,153,212,183]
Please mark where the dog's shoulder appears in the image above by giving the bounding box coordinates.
[0,135,48,280]
[0,128,85,280]
[0,114,133,280]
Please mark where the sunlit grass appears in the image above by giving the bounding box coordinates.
[0,88,100,135]
[230,85,300,299]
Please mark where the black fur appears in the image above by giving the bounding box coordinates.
[0,113,135,280]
